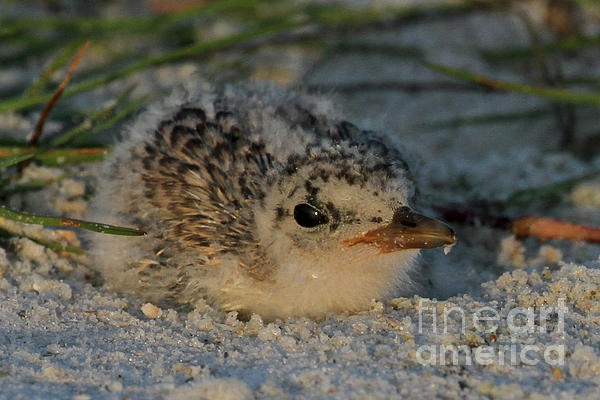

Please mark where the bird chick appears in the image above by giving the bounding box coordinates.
[88,82,456,320]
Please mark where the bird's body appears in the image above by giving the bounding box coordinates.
[89,82,455,320]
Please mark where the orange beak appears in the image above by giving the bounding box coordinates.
[343,207,457,253]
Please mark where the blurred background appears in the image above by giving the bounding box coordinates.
[1,0,600,298]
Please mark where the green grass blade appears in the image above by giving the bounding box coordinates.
[49,84,137,147]
[72,94,152,145]
[0,147,108,166]
[0,153,35,168]
[504,170,600,206]
[22,39,87,100]
[307,0,501,26]
[31,237,86,255]
[0,174,69,197]
[425,61,600,105]
[0,206,145,236]
[410,108,551,131]
[33,148,109,166]
[481,35,600,62]
[0,227,85,255]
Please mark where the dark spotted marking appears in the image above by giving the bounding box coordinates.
[250,142,266,153]
[285,155,300,175]
[370,216,383,223]
[286,185,299,199]
[238,176,253,199]
[245,142,273,173]
[304,142,321,157]
[157,119,174,134]
[187,214,212,224]
[319,169,330,183]
[180,197,199,210]
[343,210,361,225]
[304,180,319,197]
[144,144,156,156]
[325,201,341,231]
[254,188,266,201]
[335,169,365,187]
[393,207,418,227]
[159,156,179,168]
[229,125,242,142]
[182,138,204,158]
[177,162,196,175]
[152,131,166,148]
[195,122,206,136]
[294,106,319,131]
[215,110,233,122]
[366,139,388,157]
[169,125,195,147]
[155,157,181,178]
[205,121,219,131]
[216,110,237,134]
[338,120,360,140]
[371,163,391,172]
[275,206,287,222]
[184,234,210,247]
[142,156,154,171]
[174,107,206,123]
[143,187,156,199]
[210,142,232,163]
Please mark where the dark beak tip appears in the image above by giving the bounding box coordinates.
[448,230,457,245]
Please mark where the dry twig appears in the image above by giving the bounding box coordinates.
[512,215,600,243]
[28,40,91,147]
[435,203,600,244]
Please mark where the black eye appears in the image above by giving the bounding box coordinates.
[293,203,329,228]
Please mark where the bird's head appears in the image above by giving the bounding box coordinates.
[208,116,456,320]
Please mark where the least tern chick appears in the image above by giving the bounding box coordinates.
[89,82,456,320]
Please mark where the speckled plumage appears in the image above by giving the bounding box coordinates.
[89,82,454,320]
